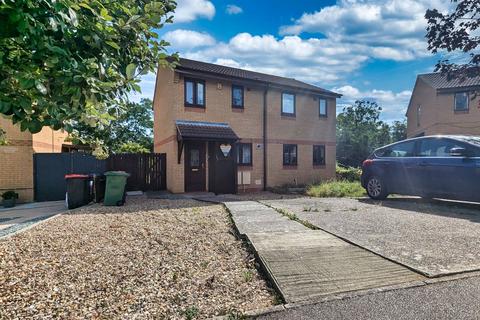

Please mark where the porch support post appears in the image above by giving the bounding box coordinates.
[177,140,184,164]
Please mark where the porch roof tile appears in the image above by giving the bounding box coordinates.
[176,120,239,141]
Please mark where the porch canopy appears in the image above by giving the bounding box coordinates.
[176,120,239,163]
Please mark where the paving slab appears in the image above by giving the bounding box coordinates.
[0,201,66,238]
[249,231,424,303]
[263,197,480,277]
[225,201,307,236]
[225,200,424,303]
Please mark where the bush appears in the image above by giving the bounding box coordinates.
[306,180,366,198]
[1,191,19,200]
[336,164,362,182]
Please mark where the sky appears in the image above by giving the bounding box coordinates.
[133,0,453,122]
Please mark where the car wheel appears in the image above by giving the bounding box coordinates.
[366,175,388,200]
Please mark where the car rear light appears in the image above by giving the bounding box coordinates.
[362,159,374,167]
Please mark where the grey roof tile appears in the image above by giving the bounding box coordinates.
[176,120,239,141]
[419,72,480,89]
[175,58,341,97]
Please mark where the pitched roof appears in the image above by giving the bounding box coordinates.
[176,120,239,141]
[419,72,480,90]
[175,58,341,97]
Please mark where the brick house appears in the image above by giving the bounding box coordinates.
[406,72,480,138]
[0,117,69,202]
[153,58,341,194]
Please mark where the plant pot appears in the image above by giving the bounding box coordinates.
[2,198,16,208]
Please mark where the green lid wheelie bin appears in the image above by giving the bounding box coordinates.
[103,171,130,206]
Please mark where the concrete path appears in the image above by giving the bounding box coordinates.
[225,200,424,303]
[224,201,306,236]
[0,201,66,238]
[258,275,480,320]
[262,197,480,277]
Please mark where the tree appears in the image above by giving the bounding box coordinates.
[0,0,177,135]
[426,1,480,79]
[70,98,153,154]
[117,141,150,153]
[337,101,388,167]
[390,120,407,142]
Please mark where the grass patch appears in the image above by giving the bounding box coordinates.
[306,180,366,198]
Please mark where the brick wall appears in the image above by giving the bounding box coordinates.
[407,78,480,137]
[153,66,337,193]
[0,117,69,202]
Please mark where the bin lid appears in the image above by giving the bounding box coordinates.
[104,171,130,177]
[65,174,89,179]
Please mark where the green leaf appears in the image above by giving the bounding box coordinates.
[78,3,94,12]
[106,41,120,50]
[29,120,42,134]
[35,81,48,95]
[126,63,136,79]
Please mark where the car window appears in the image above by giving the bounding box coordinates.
[418,138,463,157]
[378,141,416,157]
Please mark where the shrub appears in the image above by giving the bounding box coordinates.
[306,180,366,198]
[336,164,362,182]
[1,191,19,200]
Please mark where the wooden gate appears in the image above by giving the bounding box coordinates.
[107,153,166,191]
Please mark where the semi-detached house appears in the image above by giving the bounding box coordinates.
[153,58,341,194]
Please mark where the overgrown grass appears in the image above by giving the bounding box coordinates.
[306,180,366,198]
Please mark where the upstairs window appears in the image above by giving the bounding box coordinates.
[185,78,205,107]
[454,92,469,111]
[232,85,244,108]
[237,143,252,165]
[313,145,326,165]
[283,144,297,165]
[319,99,327,117]
[281,93,295,116]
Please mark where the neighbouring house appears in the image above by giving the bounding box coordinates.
[0,117,70,202]
[406,72,480,138]
[153,58,341,194]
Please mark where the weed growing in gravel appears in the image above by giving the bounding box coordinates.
[324,209,331,212]
[183,306,199,320]
[226,309,247,319]
[303,206,319,212]
[243,269,254,282]
[273,207,319,230]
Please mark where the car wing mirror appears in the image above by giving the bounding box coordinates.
[449,147,469,157]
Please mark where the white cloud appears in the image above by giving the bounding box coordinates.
[180,32,369,83]
[164,29,216,49]
[333,85,412,121]
[226,4,243,15]
[280,0,450,61]
[174,0,215,23]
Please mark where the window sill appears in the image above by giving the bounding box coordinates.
[185,106,206,113]
[319,115,328,119]
[232,107,244,113]
[283,165,298,170]
[185,103,205,108]
[313,164,326,169]
[238,164,253,170]
[454,109,469,114]
[281,114,296,120]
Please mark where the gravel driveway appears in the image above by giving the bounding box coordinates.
[262,197,480,277]
[0,197,274,319]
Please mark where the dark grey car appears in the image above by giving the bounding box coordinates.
[361,135,480,201]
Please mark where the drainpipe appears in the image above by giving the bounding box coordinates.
[263,84,269,191]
